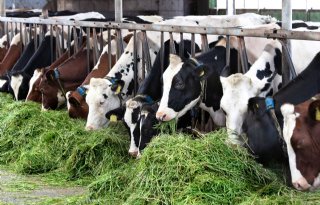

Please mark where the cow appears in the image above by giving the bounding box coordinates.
[0,35,38,93]
[281,99,320,191]
[66,32,133,119]
[107,38,201,157]
[39,38,94,110]
[0,30,32,76]
[84,18,206,131]
[220,26,320,145]
[242,52,320,189]
[220,40,282,145]
[26,46,75,103]
[9,33,57,100]
[155,37,239,124]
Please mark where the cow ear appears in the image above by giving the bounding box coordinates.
[308,100,320,121]
[105,106,125,122]
[192,64,209,80]
[68,95,81,107]
[45,70,55,82]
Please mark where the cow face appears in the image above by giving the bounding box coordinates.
[220,74,261,145]
[26,68,44,103]
[39,70,65,110]
[156,54,205,121]
[85,77,123,130]
[282,101,320,191]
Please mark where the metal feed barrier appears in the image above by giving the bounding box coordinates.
[0,16,319,129]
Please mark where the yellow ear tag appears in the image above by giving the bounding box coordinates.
[315,107,320,121]
[110,114,117,122]
[115,85,122,95]
[256,104,259,109]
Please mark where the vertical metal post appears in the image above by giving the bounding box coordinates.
[179,33,184,58]
[169,32,176,54]
[191,33,195,57]
[67,25,71,57]
[0,0,5,37]
[226,0,235,15]
[86,27,91,74]
[226,0,234,71]
[107,29,112,71]
[133,30,138,95]
[115,0,123,23]
[160,31,164,74]
[282,0,292,85]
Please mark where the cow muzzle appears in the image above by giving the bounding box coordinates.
[129,150,139,158]
[292,177,311,191]
[156,111,173,121]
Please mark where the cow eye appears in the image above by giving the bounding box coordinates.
[103,94,108,99]
[100,101,104,105]
[173,76,185,90]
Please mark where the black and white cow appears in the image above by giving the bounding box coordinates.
[107,39,200,156]
[85,18,211,130]
[220,26,320,145]
[242,52,320,188]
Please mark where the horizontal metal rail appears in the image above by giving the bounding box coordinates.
[1,17,320,41]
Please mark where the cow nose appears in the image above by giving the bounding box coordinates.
[85,125,95,131]
[292,178,311,191]
[156,111,167,121]
[129,150,139,158]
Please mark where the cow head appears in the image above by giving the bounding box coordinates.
[67,86,89,119]
[26,68,45,103]
[85,77,125,130]
[156,54,208,121]
[220,74,261,145]
[282,100,320,191]
[39,69,65,110]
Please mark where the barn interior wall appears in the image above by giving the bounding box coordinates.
[57,0,197,18]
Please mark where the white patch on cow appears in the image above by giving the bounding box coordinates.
[57,90,65,108]
[10,33,21,46]
[0,79,6,88]
[124,99,140,154]
[312,174,320,191]
[0,34,7,48]
[136,15,163,23]
[66,91,71,110]
[214,55,218,60]
[41,103,49,111]
[26,69,42,101]
[51,12,105,21]
[281,104,311,191]
[220,41,282,145]
[10,75,23,101]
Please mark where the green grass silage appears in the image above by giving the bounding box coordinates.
[0,93,320,204]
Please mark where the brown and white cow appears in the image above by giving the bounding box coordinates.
[39,38,94,110]
[0,34,9,62]
[66,32,132,119]
[26,47,74,103]
[281,99,320,191]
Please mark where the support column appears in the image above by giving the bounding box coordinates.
[282,0,292,85]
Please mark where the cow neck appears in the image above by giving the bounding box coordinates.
[265,97,288,158]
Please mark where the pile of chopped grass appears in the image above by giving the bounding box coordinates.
[0,93,320,204]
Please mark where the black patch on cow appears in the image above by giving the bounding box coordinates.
[277,83,282,90]
[154,51,158,55]
[256,62,272,80]
[120,69,124,73]
[126,79,135,96]
[195,21,199,25]
[266,88,273,96]
[274,48,282,75]
[125,51,129,54]
[260,83,271,92]
[123,16,155,24]
[114,72,122,79]
[131,107,140,124]
[137,58,141,63]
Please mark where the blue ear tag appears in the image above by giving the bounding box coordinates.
[145,95,153,104]
[265,97,275,110]
[77,86,86,97]
[54,68,60,79]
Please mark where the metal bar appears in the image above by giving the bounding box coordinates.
[179,32,184,58]
[10,22,13,42]
[61,25,64,51]
[50,24,53,63]
[191,33,195,57]
[0,17,320,41]
[142,31,152,73]
[67,25,71,57]
[115,0,123,23]
[56,26,62,58]
[79,26,83,47]
[282,0,292,86]
[201,34,209,52]
[73,26,78,53]
[133,30,138,95]
[86,27,91,74]
[238,36,249,73]
[24,25,28,49]
[5,22,9,45]
[160,31,164,74]
[226,35,230,68]
[34,24,38,50]
[99,27,104,55]
[116,29,124,58]
[92,28,99,66]
[227,0,235,15]
[279,39,297,78]
[108,29,112,71]
[169,32,176,54]
[19,23,23,51]
[141,40,146,80]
